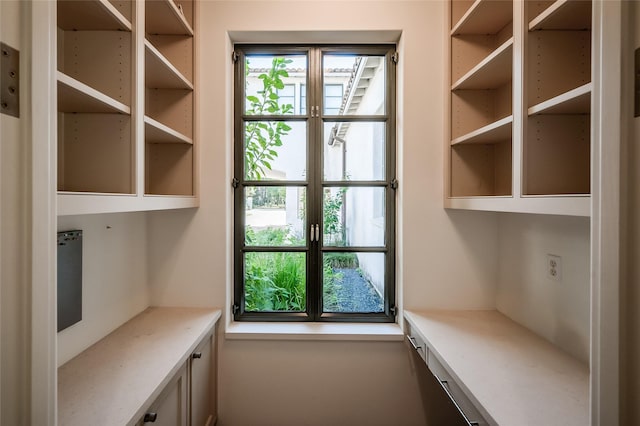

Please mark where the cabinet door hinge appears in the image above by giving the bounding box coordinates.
[232,51,239,64]
[391,52,399,65]
[231,177,239,189]
[390,178,399,190]
[1,42,20,118]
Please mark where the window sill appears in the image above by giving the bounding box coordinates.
[225,321,404,341]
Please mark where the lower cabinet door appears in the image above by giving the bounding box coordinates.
[406,337,472,426]
[140,364,188,426]
[190,333,214,426]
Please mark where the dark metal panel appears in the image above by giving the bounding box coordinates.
[57,230,83,332]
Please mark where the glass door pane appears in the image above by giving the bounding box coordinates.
[244,121,307,181]
[322,54,386,116]
[245,252,307,312]
[323,187,385,247]
[323,252,384,313]
[244,54,308,116]
[323,121,386,181]
[245,186,306,246]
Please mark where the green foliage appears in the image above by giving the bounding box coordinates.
[322,263,342,312]
[324,252,358,269]
[245,226,289,246]
[323,188,347,245]
[245,251,306,312]
[245,57,294,180]
[245,225,304,246]
[250,186,286,209]
[323,253,358,311]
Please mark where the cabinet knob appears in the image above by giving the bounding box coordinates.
[143,413,158,423]
[192,352,202,359]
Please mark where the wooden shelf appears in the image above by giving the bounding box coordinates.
[525,115,590,196]
[529,0,591,31]
[451,115,512,145]
[446,194,590,216]
[145,116,193,144]
[451,140,512,197]
[57,0,132,31]
[58,192,198,216]
[528,83,591,115]
[451,0,513,35]
[145,39,193,89]
[57,72,130,114]
[146,0,194,36]
[452,38,513,90]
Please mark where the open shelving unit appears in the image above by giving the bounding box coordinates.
[144,0,195,197]
[56,0,198,215]
[449,0,513,198]
[445,0,592,216]
[56,0,134,197]
[524,0,591,198]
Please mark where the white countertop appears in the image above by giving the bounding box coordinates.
[404,310,589,426]
[58,307,221,426]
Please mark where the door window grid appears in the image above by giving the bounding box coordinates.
[234,45,396,322]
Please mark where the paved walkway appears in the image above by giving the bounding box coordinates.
[331,268,383,313]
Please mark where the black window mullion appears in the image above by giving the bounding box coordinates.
[308,47,322,321]
[234,44,396,322]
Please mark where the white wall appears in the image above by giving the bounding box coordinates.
[146,1,500,424]
[495,214,590,363]
[56,213,149,366]
[1,1,32,423]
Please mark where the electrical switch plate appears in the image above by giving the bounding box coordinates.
[547,254,562,282]
[1,42,19,118]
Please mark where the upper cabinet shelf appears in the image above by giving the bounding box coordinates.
[145,116,193,144]
[451,0,513,35]
[146,0,194,35]
[451,115,512,145]
[57,0,132,31]
[145,40,193,89]
[528,83,591,115]
[529,0,592,31]
[57,71,130,114]
[452,38,513,90]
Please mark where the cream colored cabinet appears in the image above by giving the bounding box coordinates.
[139,364,189,426]
[55,0,198,215]
[137,332,216,426]
[190,333,215,426]
[58,309,221,426]
[445,0,592,216]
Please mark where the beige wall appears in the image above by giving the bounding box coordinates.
[496,214,591,363]
[145,1,500,424]
[1,1,32,424]
[220,339,426,426]
[56,213,149,366]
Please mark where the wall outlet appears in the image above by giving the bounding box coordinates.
[547,254,562,282]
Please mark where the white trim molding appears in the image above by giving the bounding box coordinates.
[31,0,58,424]
[591,1,623,424]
